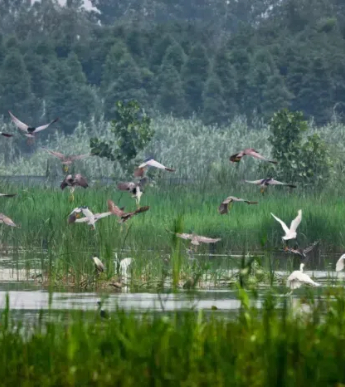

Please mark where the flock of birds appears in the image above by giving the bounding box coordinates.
[0,111,343,291]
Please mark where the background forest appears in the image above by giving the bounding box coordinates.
[0,0,345,181]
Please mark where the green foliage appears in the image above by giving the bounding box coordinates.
[90,100,154,172]
[181,43,209,114]
[266,109,333,185]
[3,291,345,385]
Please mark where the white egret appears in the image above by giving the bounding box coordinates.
[287,263,320,290]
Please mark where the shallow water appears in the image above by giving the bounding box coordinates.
[0,249,343,321]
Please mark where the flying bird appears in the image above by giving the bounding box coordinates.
[283,241,319,260]
[0,132,13,138]
[9,111,58,139]
[168,231,221,251]
[336,254,345,272]
[0,213,17,227]
[219,196,258,215]
[230,149,277,164]
[61,174,88,201]
[271,209,302,241]
[117,178,148,207]
[134,158,175,177]
[0,193,16,198]
[245,178,296,194]
[287,263,320,290]
[90,256,105,273]
[68,206,112,229]
[42,148,90,172]
[107,200,149,224]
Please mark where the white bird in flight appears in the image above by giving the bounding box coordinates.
[68,206,112,229]
[271,209,302,241]
[134,158,175,177]
[336,254,345,272]
[287,263,320,290]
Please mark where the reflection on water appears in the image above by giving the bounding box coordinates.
[0,249,343,321]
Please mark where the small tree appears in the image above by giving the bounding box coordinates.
[90,100,154,174]
[263,109,332,186]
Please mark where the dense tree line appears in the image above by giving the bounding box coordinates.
[0,0,344,134]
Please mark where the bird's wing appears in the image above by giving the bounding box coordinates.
[303,240,319,254]
[269,179,285,185]
[176,233,193,240]
[0,193,16,197]
[69,154,90,161]
[143,159,175,171]
[336,254,345,272]
[0,214,17,227]
[60,179,68,190]
[244,179,264,185]
[43,148,65,160]
[246,149,277,164]
[196,236,221,244]
[34,118,59,133]
[218,200,229,214]
[74,174,88,188]
[289,210,302,233]
[0,132,13,137]
[107,200,124,217]
[229,151,244,162]
[94,212,112,220]
[287,273,302,290]
[297,273,320,287]
[270,179,296,188]
[75,217,90,223]
[8,111,28,131]
[132,206,150,216]
[271,213,290,235]
[81,207,94,219]
[117,182,136,191]
[134,167,146,177]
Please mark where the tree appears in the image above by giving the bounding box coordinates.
[156,62,186,116]
[0,49,32,117]
[90,100,154,174]
[162,42,186,72]
[263,109,332,186]
[102,50,147,118]
[181,43,209,114]
[212,48,237,121]
[202,73,226,125]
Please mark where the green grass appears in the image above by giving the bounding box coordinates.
[0,181,342,289]
[1,288,345,386]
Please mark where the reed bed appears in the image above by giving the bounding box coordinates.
[0,180,342,289]
[1,288,345,386]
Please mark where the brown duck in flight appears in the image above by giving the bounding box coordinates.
[42,148,90,172]
[117,178,148,207]
[0,213,18,227]
[218,196,258,215]
[230,148,277,164]
[282,241,320,260]
[107,200,149,223]
[61,174,88,201]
